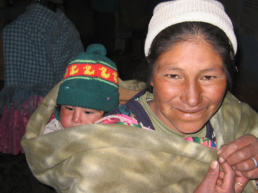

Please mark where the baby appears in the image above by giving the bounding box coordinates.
[44,43,119,134]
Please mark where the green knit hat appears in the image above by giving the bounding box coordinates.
[56,43,119,117]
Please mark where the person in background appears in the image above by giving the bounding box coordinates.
[0,0,84,154]
[44,43,119,134]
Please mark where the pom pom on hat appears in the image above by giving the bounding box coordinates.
[86,43,107,56]
[56,43,119,119]
[144,0,237,56]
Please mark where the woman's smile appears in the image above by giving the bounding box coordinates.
[173,106,207,119]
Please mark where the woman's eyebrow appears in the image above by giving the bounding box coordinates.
[157,64,182,71]
[200,67,224,73]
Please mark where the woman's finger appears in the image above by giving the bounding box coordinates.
[235,155,258,171]
[242,168,258,179]
[218,135,256,157]
[218,135,258,166]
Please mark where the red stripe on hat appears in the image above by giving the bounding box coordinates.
[64,63,118,85]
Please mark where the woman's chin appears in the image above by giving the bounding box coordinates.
[173,121,206,134]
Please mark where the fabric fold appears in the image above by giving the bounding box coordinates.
[22,81,257,193]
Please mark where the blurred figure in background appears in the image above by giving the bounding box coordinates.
[0,0,84,154]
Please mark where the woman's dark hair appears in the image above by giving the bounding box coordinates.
[146,22,236,92]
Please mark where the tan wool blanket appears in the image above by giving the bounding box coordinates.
[21,81,257,193]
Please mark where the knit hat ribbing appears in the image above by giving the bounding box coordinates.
[56,44,119,114]
[144,0,237,56]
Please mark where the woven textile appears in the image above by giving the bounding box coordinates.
[2,2,84,101]
[0,95,43,154]
[0,2,83,154]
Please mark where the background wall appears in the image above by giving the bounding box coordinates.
[221,0,258,111]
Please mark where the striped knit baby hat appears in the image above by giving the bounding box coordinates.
[144,0,237,56]
[57,43,119,112]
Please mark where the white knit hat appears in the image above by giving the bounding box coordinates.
[144,0,237,56]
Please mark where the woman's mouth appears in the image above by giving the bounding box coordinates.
[174,107,207,118]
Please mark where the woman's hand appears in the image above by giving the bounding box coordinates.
[217,135,258,180]
[194,160,236,193]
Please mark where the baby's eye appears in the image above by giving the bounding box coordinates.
[64,106,74,111]
[84,111,93,115]
[164,74,181,79]
[201,75,217,80]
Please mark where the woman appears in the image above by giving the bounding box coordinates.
[22,0,257,193]
[98,0,258,192]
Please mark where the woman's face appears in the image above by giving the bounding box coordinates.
[60,105,104,128]
[150,38,227,134]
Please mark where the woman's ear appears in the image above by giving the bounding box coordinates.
[150,80,154,87]
[150,73,154,87]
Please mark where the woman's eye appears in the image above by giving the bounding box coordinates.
[201,75,217,80]
[164,74,180,79]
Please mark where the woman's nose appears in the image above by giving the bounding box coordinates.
[182,80,202,107]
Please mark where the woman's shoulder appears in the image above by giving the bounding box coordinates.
[211,92,258,143]
[222,92,257,116]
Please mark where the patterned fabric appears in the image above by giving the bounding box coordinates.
[0,2,83,154]
[64,62,118,86]
[0,95,43,154]
[96,114,142,128]
[185,137,216,149]
[63,43,118,87]
[109,89,155,130]
[2,2,84,104]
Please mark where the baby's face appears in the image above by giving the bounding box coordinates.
[59,105,104,128]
